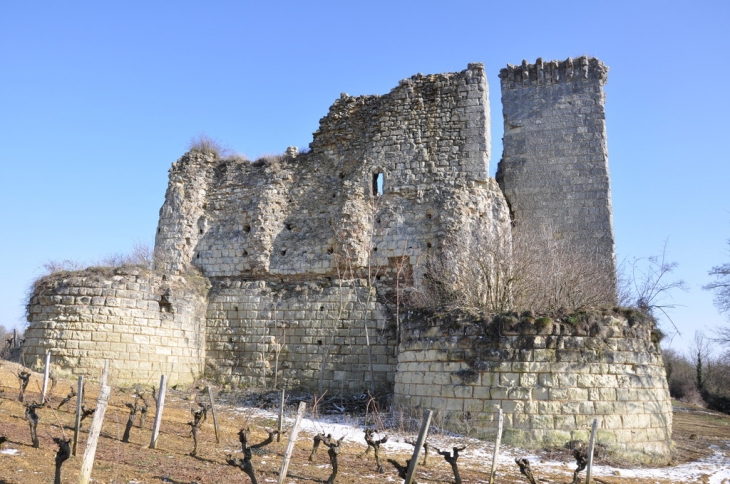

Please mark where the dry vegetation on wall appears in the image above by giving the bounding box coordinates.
[417,222,617,314]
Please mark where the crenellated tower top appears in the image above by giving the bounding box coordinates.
[498,56,608,90]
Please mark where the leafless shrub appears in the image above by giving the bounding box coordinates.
[251,154,284,172]
[618,239,687,334]
[99,241,154,269]
[415,221,615,313]
[188,134,230,159]
[41,259,85,273]
[704,235,730,344]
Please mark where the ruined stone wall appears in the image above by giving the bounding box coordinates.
[205,279,396,393]
[394,310,672,463]
[154,63,507,285]
[497,57,616,297]
[24,267,208,385]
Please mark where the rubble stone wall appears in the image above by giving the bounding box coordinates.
[24,267,208,385]
[394,310,672,463]
[153,63,506,287]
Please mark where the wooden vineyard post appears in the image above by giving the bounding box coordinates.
[149,375,167,449]
[586,418,598,484]
[77,385,110,484]
[207,386,220,444]
[101,359,109,387]
[72,376,84,456]
[277,401,306,484]
[41,350,51,404]
[277,388,285,442]
[404,409,433,484]
[488,408,504,484]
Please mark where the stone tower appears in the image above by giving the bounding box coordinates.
[497,57,617,300]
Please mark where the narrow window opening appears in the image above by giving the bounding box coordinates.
[185,237,191,245]
[317,340,323,345]
[199,228,204,234]
[196,253,200,259]
[320,306,325,311]
[242,250,248,257]
[281,250,287,256]
[228,337,233,343]
[426,241,432,248]
[426,213,432,219]
[372,172,384,196]
[285,223,292,231]
[339,172,345,179]
[159,295,173,313]
[157,228,161,234]
[327,247,334,254]
[372,247,378,252]
[244,224,251,233]
[332,193,336,198]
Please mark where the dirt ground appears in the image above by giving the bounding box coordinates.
[0,361,728,484]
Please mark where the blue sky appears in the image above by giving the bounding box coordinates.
[1,1,728,353]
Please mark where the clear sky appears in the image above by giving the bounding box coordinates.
[1,1,728,354]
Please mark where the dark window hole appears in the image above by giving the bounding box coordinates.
[159,295,173,313]
[199,228,203,234]
[317,340,323,345]
[285,223,292,231]
[244,224,251,233]
[372,172,384,196]
[281,250,287,256]
[327,247,334,254]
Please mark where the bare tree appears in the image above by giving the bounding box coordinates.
[704,237,730,343]
[619,239,688,334]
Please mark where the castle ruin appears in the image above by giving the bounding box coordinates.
[24,57,673,462]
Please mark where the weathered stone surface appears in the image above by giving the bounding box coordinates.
[497,57,616,296]
[393,310,672,464]
[21,58,670,463]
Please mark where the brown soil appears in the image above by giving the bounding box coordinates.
[0,361,728,484]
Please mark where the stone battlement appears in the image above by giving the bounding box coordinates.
[499,56,608,89]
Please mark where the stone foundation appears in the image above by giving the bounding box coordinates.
[24,267,208,385]
[394,309,673,463]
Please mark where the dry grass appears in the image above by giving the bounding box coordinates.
[0,361,727,483]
